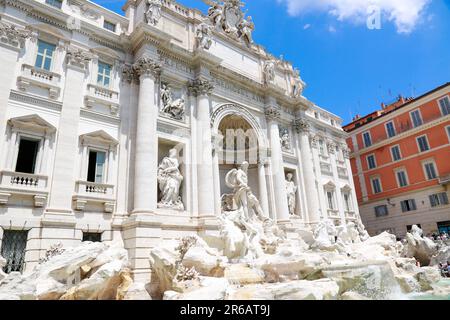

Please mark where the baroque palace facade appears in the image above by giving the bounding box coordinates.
[0,0,359,280]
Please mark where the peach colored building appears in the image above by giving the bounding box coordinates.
[343,83,450,239]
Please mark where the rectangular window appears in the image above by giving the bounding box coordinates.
[367,154,376,169]
[363,131,372,147]
[439,96,450,116]
[15,138,39,174]
[82,232,102,242]
[410,110,423,127]
[326,191,335,210]
[417,135,430,152]
[319,139,325,155]
[371,177,382,194]
[45,0,63,9]
[386,121,396,138]
[391,145,402,162]
[35,40,56,71]
[343,193,352,211]
[396,170,408,187]
[330,119,335,126]
[374,205,388,217]
[97,62,112,88]
[429,193,449,207]
[103,21,116,32]
[314,112,319,119]
[401,199,417,212]
[424,162,437,180]
[87,150,106,183]
[1,230,28,274]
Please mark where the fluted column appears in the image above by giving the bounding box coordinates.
[189,79,215,217]
[132,57,161,214]
[294,118,321,224]
[257,158,270,218]
[265,106,290,222]
[47,48,93,215]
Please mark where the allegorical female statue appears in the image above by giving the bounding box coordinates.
[285,173,297,215]
[157,148,184,210]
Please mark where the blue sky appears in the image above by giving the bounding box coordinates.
[93,0,450,124]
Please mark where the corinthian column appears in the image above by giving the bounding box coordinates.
[265,106,290,223]
[257,158,270,218]
[0,23,30,168]
[46,48,93,216]
[189,79,215,217]
[132,57,161,214]
[294,118,320,223]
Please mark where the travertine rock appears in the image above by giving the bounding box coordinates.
[340,291,370,300]
[0,242,130,300]
[164,277,229,300]
[0,255,6,282]
[402,225,438,266]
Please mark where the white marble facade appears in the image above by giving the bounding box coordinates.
[0,0,360,280]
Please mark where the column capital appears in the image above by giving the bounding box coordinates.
[121,64,139,84]
[293,118,311,134]
[0,22,31,50]
[66,47,93,70]
[188,79,214,96]
[133,56,161,80]
[310,134,319,148]
[342,146,351,159]
[264,106,281,121]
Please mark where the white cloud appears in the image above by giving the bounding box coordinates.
[303,23,311,29]
[276,0,431,33]
[328,25,337,32]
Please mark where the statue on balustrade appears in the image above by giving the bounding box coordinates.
[157,148,184,210]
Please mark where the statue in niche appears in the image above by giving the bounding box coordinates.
[285,173,297,215]
[157,148,184,210]
[263,59,276,85]
[225,161,265,220]
[238,16,254,45]
[145,0,162,26]
[280,128,291,150]
[160,83,185,120]
[195,22,213,50]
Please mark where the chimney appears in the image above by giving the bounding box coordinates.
[353,114,361,121]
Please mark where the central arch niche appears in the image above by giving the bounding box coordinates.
[216,114,260,202]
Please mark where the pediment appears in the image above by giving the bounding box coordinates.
[91,46,121,61]
[341,184,352,193]
[80,130,118,147]
[324,180,336,190]
[27,23,70,42]
[8,114,56,133]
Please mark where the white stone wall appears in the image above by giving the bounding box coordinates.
[0,0,359,278]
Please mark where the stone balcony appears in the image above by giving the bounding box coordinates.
[438,174,450,186]
[17,64,61,99]
[0,170,49,207]
[327,209,340,219]
[320,162,333,176]
[84,84,120,116]
[73,180,115,213]
[345,211,357,220]
[337,166,349,179]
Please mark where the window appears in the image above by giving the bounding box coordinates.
[385,121,396,138]
[314,112,319,119]
[410,109,423,127]
[391,145,402,162]
[15,138,40,174]
[417,135,429,152]
[367,154,376,170]
[1,230,28,274]
[343,193,352,212]
[371,177,382,194]
[97,62,112,88]
[423,161,437,180]
[330,119,335,126]
[103,21,116,32]
[363,131,372,147]
[429,193,449,207]
[395,170,408,187]
[439,96,450,116]
[87,150,106,183]
[319,139,325,155]
[35,40,56,71]
[45,0,63,9]
[401,199,417,212]
[374,205,388,217]
[82,232,102,242]
[326,191,335,210]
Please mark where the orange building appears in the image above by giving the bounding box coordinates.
[343,83,450,239]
